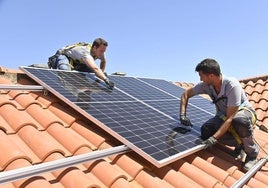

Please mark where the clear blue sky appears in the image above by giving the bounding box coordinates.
[1,0,267,83]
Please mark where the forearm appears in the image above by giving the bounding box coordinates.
[82,57,107,80]
[94,68,107,80]
[180,93,188,114]
[100,59,106,72]
[180,88,194,114]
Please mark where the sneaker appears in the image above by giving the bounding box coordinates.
[233,147,246,162]
[243,156,258,171]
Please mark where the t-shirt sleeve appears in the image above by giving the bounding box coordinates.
[192,82,210,95]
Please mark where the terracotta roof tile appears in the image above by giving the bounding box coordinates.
[184,154,230,184]
[5,159,51,188]
[0,94,24,110]
[33,93,59,108]
[46,123,94,153]
[0,115,15,134]
[153,166,202,187]
[0,130,31,171]
[48,103,77,127]
[171,159,221,187]
[111,153,144,180]
[1,104,44,132]
[88,159,128,187]
[70,120,106,149]
[18,125,71,161]
[12,92,44,109]
[57,167,101,188]
[135,170,174,188]
[27,104,65,129]
[110,177,134,188]
[0,68,268,187]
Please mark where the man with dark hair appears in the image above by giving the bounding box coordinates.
[49,38,114,89]
[179,58,259,171]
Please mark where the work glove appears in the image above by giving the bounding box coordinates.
[104,78,115,89]
[202,136,217,149]
[180,113,192,126]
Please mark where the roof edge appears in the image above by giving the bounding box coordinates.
[239,74,268,84]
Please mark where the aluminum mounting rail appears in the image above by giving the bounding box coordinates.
[0,84,44,91]
[0,145,130,184]
[231,154,268,188]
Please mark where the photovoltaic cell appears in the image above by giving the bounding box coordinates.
[138,77,185,98]
[21,67,215,167]
[110,76,175,101]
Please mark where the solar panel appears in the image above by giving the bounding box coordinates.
[21,67,215,167]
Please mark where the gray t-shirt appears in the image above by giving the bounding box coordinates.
[64,46,105,63]
[192,75,253,116]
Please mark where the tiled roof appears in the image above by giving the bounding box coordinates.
[0,67,268,188]
[240,75,268,131]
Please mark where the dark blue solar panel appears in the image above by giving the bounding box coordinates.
[138,77,185,98]
[188,98,216,114]
[145,99,214,133]
[109,76,175,101]
[21,67,214,167]
[22,68,135,103]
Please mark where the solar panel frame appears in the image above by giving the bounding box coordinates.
[20,67,215,167]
